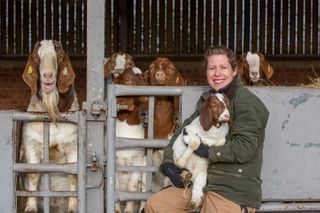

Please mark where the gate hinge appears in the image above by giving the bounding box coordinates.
[82,100,107,120]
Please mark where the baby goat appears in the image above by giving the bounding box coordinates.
[172,93,230,209]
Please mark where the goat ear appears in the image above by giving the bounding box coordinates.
[222,94,230,107]
[125,54,136,68]
[135,73,147,86]
[57,53,76,93]
[199,101,212,131]
[146,62,156,85]
[174,70,185,86]
[104,58,113,79]
[142,70,151,85]
[22,54,40,95]
[236,55,246,75]
[22,42,41,95]
[259,54,274,80]
[236,55,250,84]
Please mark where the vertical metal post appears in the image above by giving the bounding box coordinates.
[146,97,155,191]
[0,113,14,212]
[87,1,105,212]
[78,111,87,213]
[43,123,50,213]
[106,85,116,213]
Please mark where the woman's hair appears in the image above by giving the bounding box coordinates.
[203,46,237,71]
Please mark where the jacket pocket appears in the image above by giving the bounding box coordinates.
[211,168,243,178]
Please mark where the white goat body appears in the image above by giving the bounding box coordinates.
[112,67,148,213]
[172,93,230,208]
[116,120,146,213]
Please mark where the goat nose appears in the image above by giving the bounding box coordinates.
[156,71,165,78]
[43,72,53,79]
[252,72,258,77]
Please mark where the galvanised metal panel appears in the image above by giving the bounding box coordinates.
[180,86,320,201]
[252,87,320,201]
[106,85,320,211]
[0,112,15,213]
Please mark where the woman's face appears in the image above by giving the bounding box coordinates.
[206,54,237,91]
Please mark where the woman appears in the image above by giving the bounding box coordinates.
[144,46,269,213]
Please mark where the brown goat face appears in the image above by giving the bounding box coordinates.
[113,67,146,86]
[22,40,75,95]
[149,57,176,86]
[200,93,230,131]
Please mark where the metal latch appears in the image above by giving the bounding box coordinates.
[90,151,98,172]
[91,100,106,116]
[82,100,107,120]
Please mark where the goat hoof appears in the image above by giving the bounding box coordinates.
[188,201,197,209]
[24,207,38,213]
[181,170,192,181]
[25,198,38,213]
[25,210,37,213]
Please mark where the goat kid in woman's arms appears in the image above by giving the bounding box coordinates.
[171,93,230,209]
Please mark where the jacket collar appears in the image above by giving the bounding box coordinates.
[201,75,241,100]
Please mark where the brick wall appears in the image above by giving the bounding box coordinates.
[1,59,320,110]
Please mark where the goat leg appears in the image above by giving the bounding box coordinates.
[25,173,40,213]
[67,174,77,213]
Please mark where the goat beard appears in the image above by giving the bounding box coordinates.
[42,88,60,122]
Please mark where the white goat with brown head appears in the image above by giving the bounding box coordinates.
[104,52,137,78]
[172,93,230,209]
[22,40,78,213]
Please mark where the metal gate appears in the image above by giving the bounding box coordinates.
[1,87,320,212]
[0,111,87,213]
[105,85,320,213]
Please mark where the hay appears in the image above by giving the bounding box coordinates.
[297,64,320,88]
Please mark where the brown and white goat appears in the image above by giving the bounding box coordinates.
[104,52,137,78]
[112,67,148,213]
[172,93,230,209]
[143,57,185,139]
[237,51,274,86]
[143,57,186,170]
[21,40,78,213]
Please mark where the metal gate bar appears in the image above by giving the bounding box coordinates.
[43,122,50,213]
[10,111,87,213]
[106,84,183,213]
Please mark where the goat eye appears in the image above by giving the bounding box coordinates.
[211,104,217,109]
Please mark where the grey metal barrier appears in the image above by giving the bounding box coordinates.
[0,110,87,213]
[105,85,320,213]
